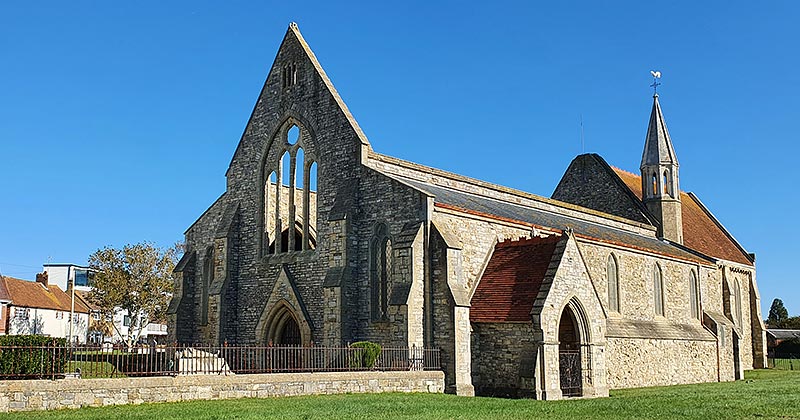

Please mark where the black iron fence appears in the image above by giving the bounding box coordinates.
[768,355,799,370]
[0,344,440,379]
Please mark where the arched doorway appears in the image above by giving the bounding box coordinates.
[558,306,583,397]
[269,308,302,346]
[277,314,301,346]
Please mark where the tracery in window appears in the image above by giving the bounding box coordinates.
[263,122,317,255]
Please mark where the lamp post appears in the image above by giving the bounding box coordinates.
[68,266,75,346]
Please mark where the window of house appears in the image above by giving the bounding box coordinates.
[607,254,620,313]
[123,315,131,327]
[689,270,701,320]
[15,308,29,320]
[74,269,90,287]
[370,224,391,321]
[264,122,318,255]
[653,263,665,316]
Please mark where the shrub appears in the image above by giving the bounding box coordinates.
[0,335,68,379]
[350,341,382,369]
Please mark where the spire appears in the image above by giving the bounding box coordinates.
[640,94,678,169]
[639,91,683,245]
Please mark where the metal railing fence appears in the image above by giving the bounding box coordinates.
[767,354,799,370]
[0,343,440,379]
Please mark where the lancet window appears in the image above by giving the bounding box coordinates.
[370,224,391,321]
[653,263,665,317]
[607,254,620,313]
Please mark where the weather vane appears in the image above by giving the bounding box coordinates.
[650,70,662,95]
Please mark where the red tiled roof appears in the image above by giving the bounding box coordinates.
[1,276,90,313]
[470,235,561,323]
[612,168,752,266]
[0,275,11,302]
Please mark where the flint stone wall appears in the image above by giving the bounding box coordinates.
[0,371,444,413]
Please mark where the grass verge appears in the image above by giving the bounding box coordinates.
[4,369,800,419]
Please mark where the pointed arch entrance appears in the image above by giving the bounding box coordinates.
[558,298,590,397]
[263,302,308,347]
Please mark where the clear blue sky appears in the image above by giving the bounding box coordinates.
[1,2,797,316]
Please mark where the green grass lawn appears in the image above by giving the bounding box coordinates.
[5,370,800,419]
[65,361,125,379]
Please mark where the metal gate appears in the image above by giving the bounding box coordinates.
[559,350,582,397]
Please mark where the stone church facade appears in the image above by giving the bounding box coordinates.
[168,23,767,399]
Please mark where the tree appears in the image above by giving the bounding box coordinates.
[88,242,179,348]
[768,299,790,328]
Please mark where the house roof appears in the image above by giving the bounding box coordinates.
[470,236,561,323]
[74,290,102,311]
[400,177,711,265]
[767,329,800,340]
[1,276,89,313]
[0,275,11,302]
[612,168,753,266]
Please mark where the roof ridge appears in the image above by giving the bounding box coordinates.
[497,235,561,248]
[370,151,656,231]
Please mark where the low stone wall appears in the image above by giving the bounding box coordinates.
[0,370,444,412]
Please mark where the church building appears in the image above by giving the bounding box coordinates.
[168,23,767,399]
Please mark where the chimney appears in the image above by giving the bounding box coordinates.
[36,271,49,289]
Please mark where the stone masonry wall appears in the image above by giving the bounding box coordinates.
[471,322,536,397]
[0,371,444,413]
[605,337,717,389]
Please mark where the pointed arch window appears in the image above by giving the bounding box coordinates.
[651,173,658,196]
[733,278,743,326]
[663,171,671,197]
[201,246,213,326]
[607,254,620,313]
[689,269,700,320]
[370,224,391,321]
[653,263,665,317]
[263,122,318,255]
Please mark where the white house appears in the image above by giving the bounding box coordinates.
[0,273,90,343]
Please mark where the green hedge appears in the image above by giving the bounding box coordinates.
[350,341,382,369]
[0,336,68,379]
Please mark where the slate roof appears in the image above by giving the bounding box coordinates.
[0,276,89,313]
[613,168,753,266]
[470,236,561,323]
[400,178,710,265]
[767,329,800,340]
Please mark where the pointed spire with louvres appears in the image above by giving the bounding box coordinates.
[640,94,683,244]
